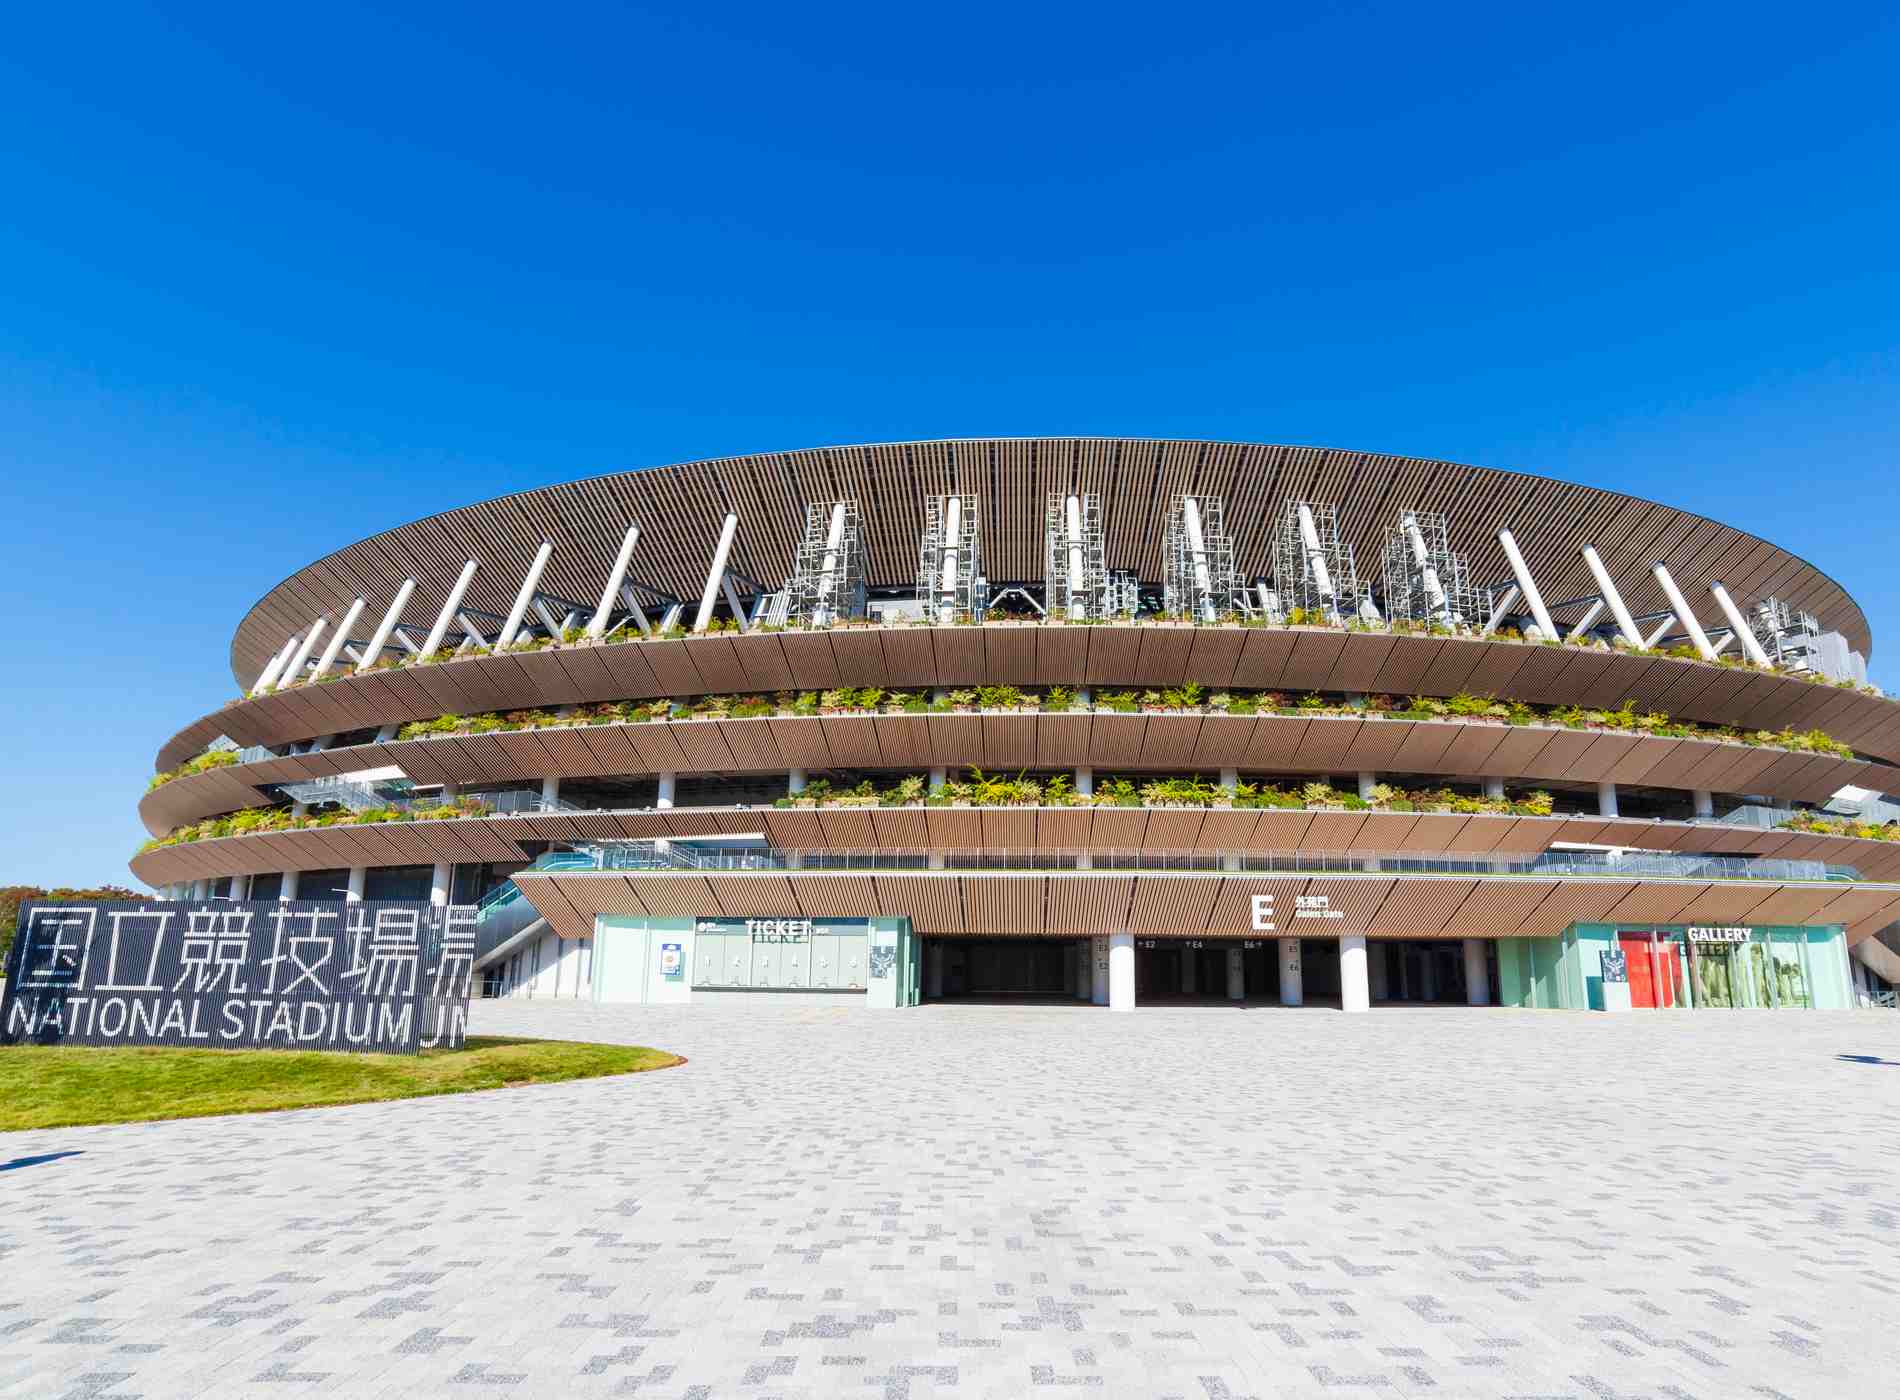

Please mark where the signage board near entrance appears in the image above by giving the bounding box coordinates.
[1688,926,1750,944]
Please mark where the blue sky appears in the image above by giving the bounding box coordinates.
[3,2,1897,888]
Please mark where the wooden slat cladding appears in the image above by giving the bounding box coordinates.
[229,440,1871,699]
[500,869,1900,944]
[164,625,1900,780]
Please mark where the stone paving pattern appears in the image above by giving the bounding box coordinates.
[3,1001,1899,1398]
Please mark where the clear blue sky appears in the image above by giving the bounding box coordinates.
[4,2,1897,888]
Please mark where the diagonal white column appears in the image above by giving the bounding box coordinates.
[355,578,417,672]
[1481,584,1520,636]
[308,598,366,682]
[1642,613,1677,649]
[1708,582,1773,666]
[273,618,328,692]
[493,541,553,651]
[1650,564,1715,660]
[586,525,642,639]
[1580,545,1642,646]
[1564,599,1606,644]
[420,560,480,659]
[1496,530,1557,640]
[251,635,301,696]
[693,513,739,633]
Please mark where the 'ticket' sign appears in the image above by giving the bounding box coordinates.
[2,900,476,1054]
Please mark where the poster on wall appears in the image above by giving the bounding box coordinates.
[2,900,477,1054]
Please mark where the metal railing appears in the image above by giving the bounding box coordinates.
[571,840,1858,884]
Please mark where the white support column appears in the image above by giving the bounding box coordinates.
[1496,530,1557,640]
[229,874,250,901]
[250,635,300,696]
[1464,939,1490,1006]
[273,618,328,692]
[1340,934,1369,1013]
[1226,946,1245,1001]
[355,579,417,672]
[540,776,562,808]
[939,496,963,621]
[1580,545,1642,646]
[1481,584,1520,636]
[1294,502,1341,620]
[1642,613,1678,650]
[1693,789,1715,819]
[1708,582,1773,666]
[1597,781,1620,818]
[493,542,553,652]
[307,598,366,683]
[1091,935,1109,1005]
[693,513,739,633]
[586,525,642,639]
[430,861,452,907]
[1279,937,1303,1007]
[1108,931,1135,1011]
[1357,772,1377,800]
[1400,512,1453,624]
[815,502,849,626]
[280,869,300,901]
[656,773,676,810]
[721,576,753,633]
[930,765,948,792]
[345,866,366,901]
[1065,494,1087,621]
[788,769,807,794]
[420,559,480,659]
[1651,564,1716,660]
[1483,776,1505,800]
[1564,599,1606,643]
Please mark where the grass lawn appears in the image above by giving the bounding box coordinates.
[0,1036,682,1132]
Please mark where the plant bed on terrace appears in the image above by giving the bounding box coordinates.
[0,1037,682,1132]
[246,614,1884,701]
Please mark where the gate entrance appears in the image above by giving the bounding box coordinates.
[927,938,1086,1002]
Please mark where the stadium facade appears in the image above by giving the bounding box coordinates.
[134,439,1900,1013]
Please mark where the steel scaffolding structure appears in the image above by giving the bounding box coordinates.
[1380,509,1485,628]
[1273,500,1367,623]
[1044,492,1108,621]
[1162,495,1238,621]
[917,493,983,623]
[1753,596,1823,671]
[1105,569,1142,619]
[783,500,865,628]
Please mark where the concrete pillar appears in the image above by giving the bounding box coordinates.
[540,776,562,808]
[1420,946,1437,1002]
[431,861,453,907]
[346,866,366,901]
[1279,937,1302,1007]
[1181,947,1198,995]
[1484,776,1505,800]
[929,765,948,791]
[1075,940,1091,1000]
[1369,944,1390,1001]
[926,943,944,1000]
[1464,939,1490,1006]
[280,870,300,901]
[190,879,209,901]
[789,769,807,794]
[1340,934,1370,1013]
[1693,789,1714,819]
[1091,935,1109,1005]
[1109,932,1135,1011]
[1226,946,1245,1001]
[1597,781,1619,818]
[1075,765,1094,796]
[1357,771,1377,800]
[656,773,676,809]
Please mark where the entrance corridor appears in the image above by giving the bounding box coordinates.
[923,935,1505,1011]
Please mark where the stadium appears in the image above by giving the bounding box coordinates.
[132,438,1900,1013]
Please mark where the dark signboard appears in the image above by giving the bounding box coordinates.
[2,900,476,1054]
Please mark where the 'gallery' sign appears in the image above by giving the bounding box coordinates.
[2,900,476,1054]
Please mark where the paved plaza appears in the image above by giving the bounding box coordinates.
[3,1002,1899,1398]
